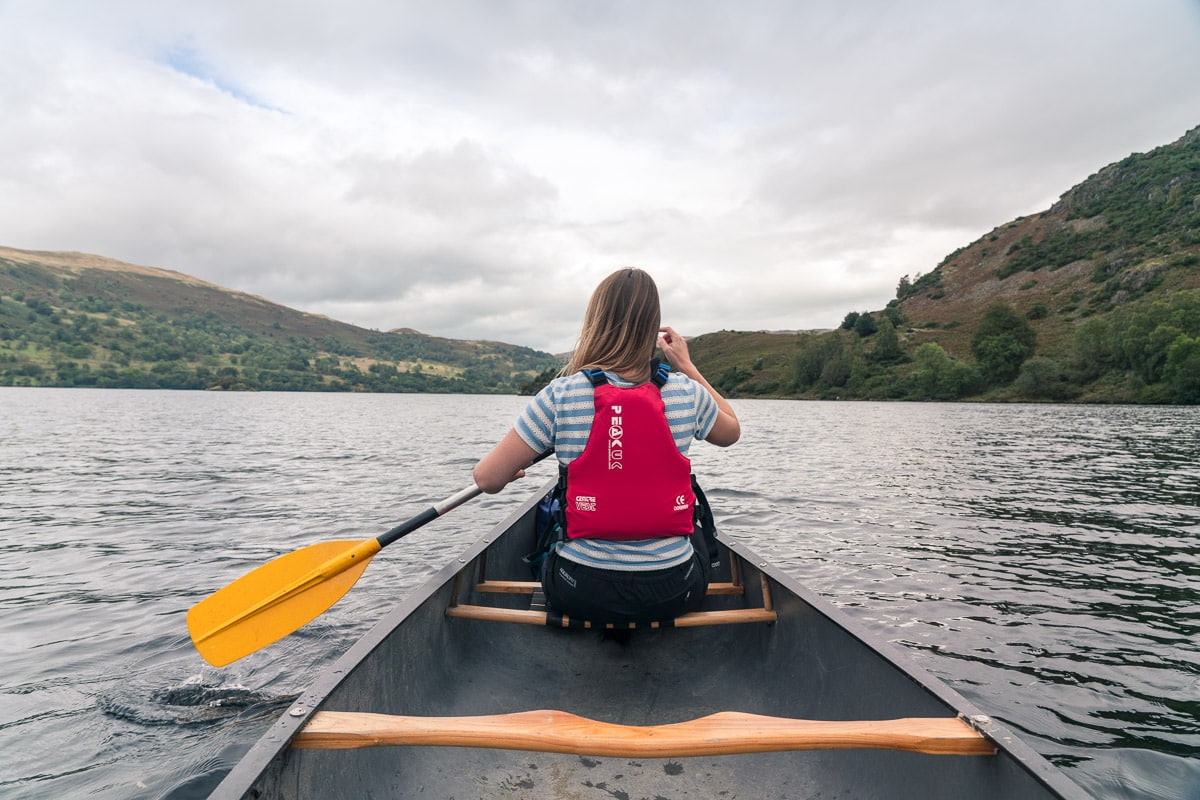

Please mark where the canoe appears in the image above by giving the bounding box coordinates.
[210,479,1087,799]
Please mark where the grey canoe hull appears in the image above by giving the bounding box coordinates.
[212,480,1086,799]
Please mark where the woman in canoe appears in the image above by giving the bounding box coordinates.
[474,267,740,624]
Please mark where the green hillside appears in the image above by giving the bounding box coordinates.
[0,247,560,392]
[689,125,1200,404]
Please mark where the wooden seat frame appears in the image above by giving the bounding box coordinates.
[446,547,777,629]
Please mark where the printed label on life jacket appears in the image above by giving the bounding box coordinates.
[608,405,623,470]
[575,494,597,512]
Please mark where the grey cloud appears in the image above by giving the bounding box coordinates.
[342,141,557,223]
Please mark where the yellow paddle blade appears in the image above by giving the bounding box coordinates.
[187,538,382,667]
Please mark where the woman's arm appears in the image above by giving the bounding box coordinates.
[473,428,541,493]
[657,326,741,447]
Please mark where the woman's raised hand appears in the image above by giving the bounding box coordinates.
[657,326,693,373]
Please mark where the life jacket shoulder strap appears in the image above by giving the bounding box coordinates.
[650,358,669,389]
[580,359,670,389]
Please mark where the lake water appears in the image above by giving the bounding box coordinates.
[1,388,1197,799]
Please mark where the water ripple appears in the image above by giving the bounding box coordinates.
[2,391,1198,799]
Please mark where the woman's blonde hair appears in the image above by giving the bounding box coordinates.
[565,267,660,382]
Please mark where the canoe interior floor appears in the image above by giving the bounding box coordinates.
[328,745,864,799]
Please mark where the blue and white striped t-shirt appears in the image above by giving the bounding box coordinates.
[515,369,719,570]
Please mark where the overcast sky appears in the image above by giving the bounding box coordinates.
[2,1,1199,352]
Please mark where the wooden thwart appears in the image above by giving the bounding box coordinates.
[445,604,777,628]
[293,709,997,757]
[475,579,746,596]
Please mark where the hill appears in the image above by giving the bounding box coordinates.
[689,125,1200,404]
[4,124,1198,401]
[0,246,560,392]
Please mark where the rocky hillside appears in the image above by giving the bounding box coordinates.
[0,247,560,392]
[689,125,1200,404]
[898,126,1200,362]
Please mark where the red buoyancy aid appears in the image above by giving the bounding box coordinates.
[564,365,695,540]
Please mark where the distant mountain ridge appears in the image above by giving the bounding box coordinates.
[0,246,560,392]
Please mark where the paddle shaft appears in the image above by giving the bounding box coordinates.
[379,449,551,548]
[378,484,481,547]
